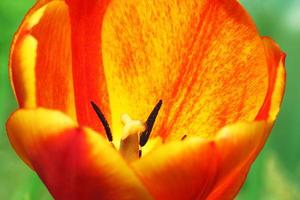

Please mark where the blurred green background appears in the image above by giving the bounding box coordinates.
[0,0,299,199]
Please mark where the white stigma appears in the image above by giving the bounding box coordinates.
[121,114,145,139]
[119,114,145,162]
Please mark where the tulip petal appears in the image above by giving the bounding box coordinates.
[132,121,271,200]
[101,0,269,140]
[206,37,286,199]
[10,0,113,135]
[9,0,76,120]
[132,138,219,200]
[207,121,272,199]
[6,108,152,200]
[65,0,111,132]
[256,37,286,121]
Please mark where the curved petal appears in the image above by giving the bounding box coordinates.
[206,121,272,199]
[6,109,152,200]
[132,121,272,200]
[132,138,219,200]
[256,37,286,121]
[207,37,286,199]
[9,0,76,120]
[101,0,269,141]
[65,0,111,132]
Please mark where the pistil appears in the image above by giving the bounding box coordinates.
[119,114,145,162]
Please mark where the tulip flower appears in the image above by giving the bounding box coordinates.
[6,0,286,199]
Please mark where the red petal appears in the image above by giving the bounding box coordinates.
[66,0,111,132]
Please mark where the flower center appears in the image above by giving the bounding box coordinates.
[119,114,145,161]
[91,100,162,162]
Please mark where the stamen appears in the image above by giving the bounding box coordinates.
[140,100,163,147]
[139,149,142,158]
[90,101,113,142]
[181,135,187,141]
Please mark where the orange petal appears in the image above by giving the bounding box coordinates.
[6,108,152,200]
[132,138,219,200]
[207,121,272,199]
[256,36,286,121]
[101,0,269,141]
[9,0,76,120]
[207,37,286,199]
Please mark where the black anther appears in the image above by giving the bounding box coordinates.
[91,101,113,142]
[140,100,162,147]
